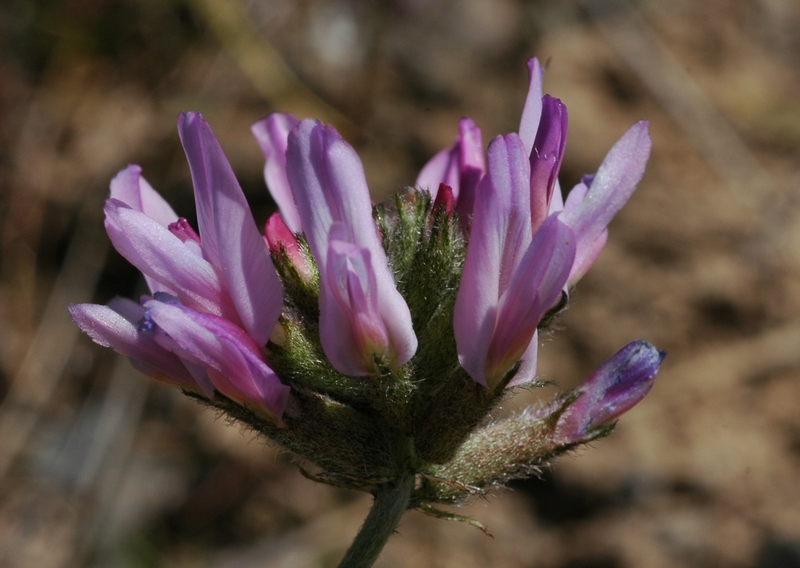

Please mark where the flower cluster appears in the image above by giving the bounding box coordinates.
[70,58,662,518]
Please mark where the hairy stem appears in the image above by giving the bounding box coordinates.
[337,473,415,568]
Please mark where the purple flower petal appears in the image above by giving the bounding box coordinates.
[251,113,303,232]
[518,57,545,155]
[415,144,459,200]
[110,165,180,294]
[560,121,652,284]
[529,96,568,230]
[104,198,228,317]
[68,301,196,389]
[454,133,533,387]
[144,297,290,419]
[453,118,485,220]
[485,215,575,386]
[321,225,390,374]
[178,112,283,346]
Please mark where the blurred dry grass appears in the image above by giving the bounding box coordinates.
[1,0,800,566]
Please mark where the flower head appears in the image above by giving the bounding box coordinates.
[71,56,659,549]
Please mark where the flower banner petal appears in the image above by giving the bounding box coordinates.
[178,112,283,345]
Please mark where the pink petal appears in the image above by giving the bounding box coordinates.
[453,118,485,220]
[321,227,388,375]
[415,145,459,201]
[286,120,375,263]
[415,118,484,211]
[264,212,315,283]
[251,113,303,232]
[110,166,181,294]
[178,112,283,346]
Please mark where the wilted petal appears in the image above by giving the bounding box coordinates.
[252,113,303,232]
[454,133,533,387]
[178,112,283,345]
[552,340,664,444]
[560,121,652,284]
[144,296,290,419]
[104,199,227,317]
[68,301,196,389]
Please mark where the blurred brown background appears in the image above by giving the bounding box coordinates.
[1,0,799,566]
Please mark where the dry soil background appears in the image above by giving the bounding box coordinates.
[1,1,799,567]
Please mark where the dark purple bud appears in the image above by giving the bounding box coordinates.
[552,340,665,444]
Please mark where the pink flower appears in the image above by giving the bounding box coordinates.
[70,113,289,420]
[446,57,651,389]
[454,132,575,388]
[283,120,417,375]
[68,298,198,391]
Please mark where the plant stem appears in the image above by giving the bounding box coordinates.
[337,473,415,568]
